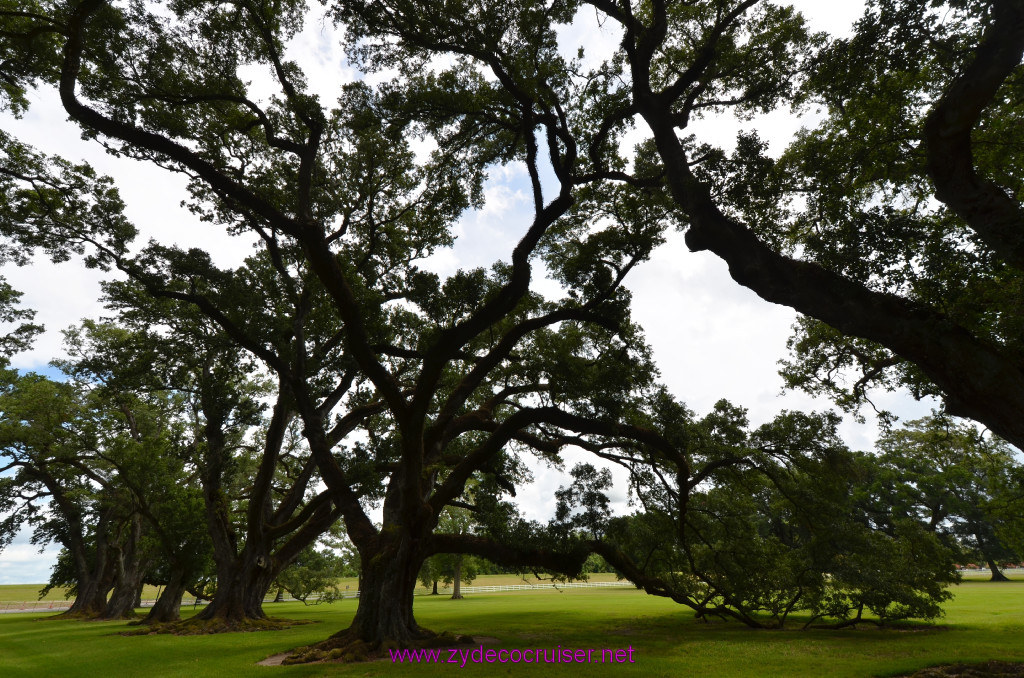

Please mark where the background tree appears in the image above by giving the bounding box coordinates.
[0,369,160,620]
[74,288,345,628]
[574,404,959,628]
[424,506,479,600]
[321,523,362,590]
[874,415,1024,581]
[417,557,441,596]
[274,542,347,605]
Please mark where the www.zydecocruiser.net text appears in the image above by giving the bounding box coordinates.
[389,645,637,666]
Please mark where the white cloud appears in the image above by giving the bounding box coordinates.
[0,528,55,586]
[791,1,864,36]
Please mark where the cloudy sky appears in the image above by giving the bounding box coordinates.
[1,1,939,586]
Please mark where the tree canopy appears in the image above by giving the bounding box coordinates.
[874,415,1024,581]
[331,0,1024,447]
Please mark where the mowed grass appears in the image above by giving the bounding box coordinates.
[0,581,1021,678]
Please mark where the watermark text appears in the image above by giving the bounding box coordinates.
[389,645,636,666]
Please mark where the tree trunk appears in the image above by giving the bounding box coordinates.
[317,536,428,652]
[348,544,423,643]
[99,514,147,620]
[101,571,144,619]
[431,580,438,595]
[60,545,115,619]
[630,52,1024,451]
[62,576,111,618]
[190,390,329,627]
[57,508,114,619]
[274,587,285,603]
[139,568,187,624]
[451,557,463,600]
[988,558,1011,582]
[196,548,278,623]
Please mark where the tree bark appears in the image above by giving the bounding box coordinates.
[196,548,278,622]
[923,0,1024,271]
[101,570,144,620]
[451,557,463,600]
[140,568,187,624]
[46,484,113,619]
[987,558,1011,582]
[62,574,112,619]
[59,518,116,619]
[340,536,426,645]
[99,514,146,620]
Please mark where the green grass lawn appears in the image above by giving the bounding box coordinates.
[0,581,1021,677]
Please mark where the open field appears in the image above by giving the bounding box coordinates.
[0,572,628,604]
[956,569,1024,581]
[1,580,1023,677]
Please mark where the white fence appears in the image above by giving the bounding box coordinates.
[452,581,634,594]
[284,580,635,601]
[0,600,74,613]
[255,580,635,603]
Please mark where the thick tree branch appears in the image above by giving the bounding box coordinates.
[634,70,1024,449]
[426,532,591,576]
[924,0,1024,271]
[59,0,304,236]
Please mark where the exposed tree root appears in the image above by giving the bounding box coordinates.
[95,611,139,622]
[277,626,476,665]
[120,616,315,636]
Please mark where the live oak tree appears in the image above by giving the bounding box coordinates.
[577,403,958,628]
[0,301,338,627]
[873,415,1024,582]
[83,285,344,627]
[5,0,1012,654]
[0,371,111,618]
[773,1,1024,428]
[0,367,171,620]
[0,0,689,656]
[1,319,243,621]
[55,322,216,622]
[0,269,44,563]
